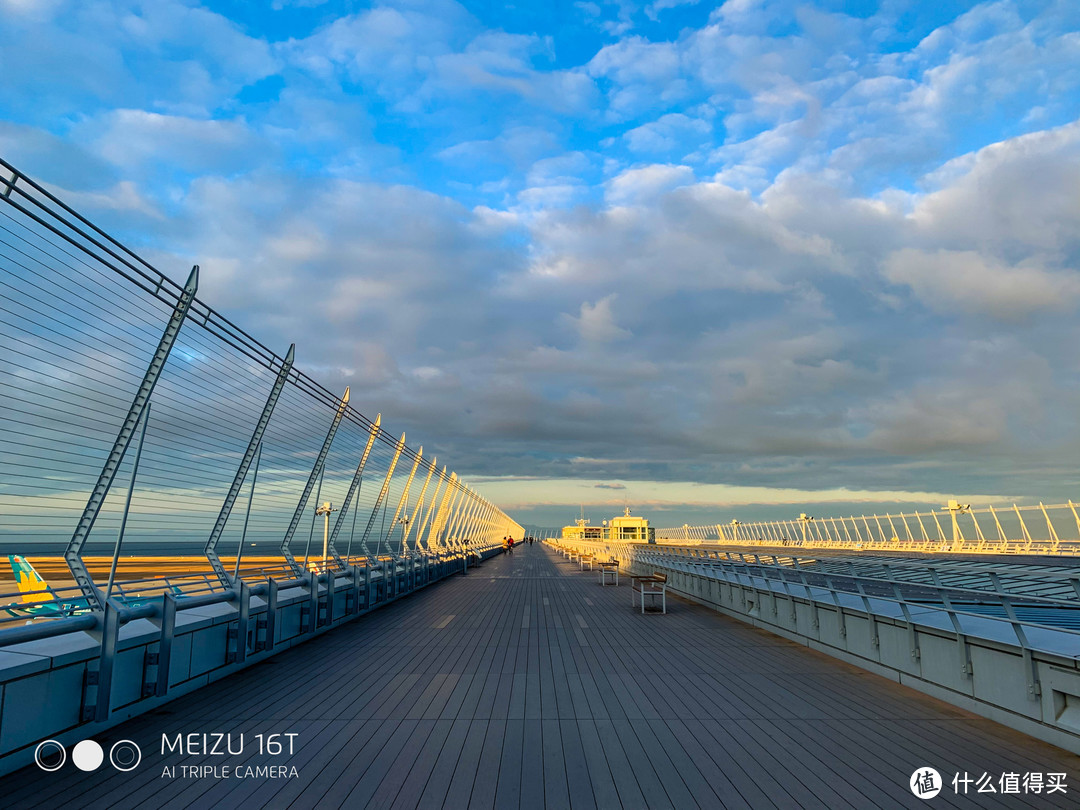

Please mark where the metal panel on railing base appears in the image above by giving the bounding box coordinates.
[0,546,503,777]
[551,538,1080,756]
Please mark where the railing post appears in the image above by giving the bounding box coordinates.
[417,467,448,549]
[402,457,436,553]
[67,266,199,610]
[384,447,423,552]
[302,467,325,573]
[262,577,278,652]
[348,563,361,615]
[280,387,351,576]
[230,579,250,664]
[206,344,294,586]
[360,432,407,556]
[307,570,320,632]
[156,592,177,696]
[438,480,467,547]
[365,561,374,610]
[427,471,458,549]
[233,443,262,581]
[94,600,123,721]
[327,415,382,568]
[460,493,484,545]
[325,567,336,625]
[445,486,474,549]
[105,402,151,602]
[991,573,1042,698]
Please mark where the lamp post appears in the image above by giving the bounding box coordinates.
[397,515,412,554]
[315,501,337,567]
[799,513,814,544]
[945,499,970,549]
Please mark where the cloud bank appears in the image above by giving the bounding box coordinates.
[2,0,1079,526]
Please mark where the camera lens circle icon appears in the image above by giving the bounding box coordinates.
[109,740,142,772]
[34,740,66,772]
[72,739,104,771]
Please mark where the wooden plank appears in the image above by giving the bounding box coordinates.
[575,719,625,810]
[469,718,505,810]
[437,719,488,809]
[496,718,526,808]
[520,720,546,810]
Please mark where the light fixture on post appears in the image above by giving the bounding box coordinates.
[397,514,412,554]
[944,499,970,549]
[316,501,338,568]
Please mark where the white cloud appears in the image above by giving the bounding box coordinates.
[851,382,1027,455]
[911,120,1080,253]
[285,8,596,116]
[623,113,711,155]
[882,249,1080,320]
[49,180,163,220]
[604,163,694,204]
[79,110,261,175]
[645,0,699,21]
[478,476,1008,511]
[562,295,631,343]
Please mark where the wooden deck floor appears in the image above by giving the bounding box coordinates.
[4,546,1077,809]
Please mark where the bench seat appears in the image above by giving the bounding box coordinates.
[631,572,667,614]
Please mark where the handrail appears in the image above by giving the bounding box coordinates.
[660,501,1080,556]
[554,538,1080,657]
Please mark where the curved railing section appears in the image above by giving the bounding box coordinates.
[659,501,1080,555]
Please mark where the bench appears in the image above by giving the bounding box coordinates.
[579,554,595,571]
[631,572,667,614]
[597,559,619,586]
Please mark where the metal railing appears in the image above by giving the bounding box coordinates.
[549,538,1080,696]
[659,501,1080,555]
[0,156,522,771]
[0,154,522,619]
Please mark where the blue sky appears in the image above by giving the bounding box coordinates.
[2,0,1080,529]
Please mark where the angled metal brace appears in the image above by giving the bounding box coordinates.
[439,475,461,544]
[325,414,382,569]
[359,432,406,556]
[428,474,460,549]
[439,483,467,548]
[401,457,436,552]
[66,265,199,610]
[460,489,478,540]
[280,387,350,576]
[418,467,448,550]
[445,486,469,546]
[450,488,478,548]
[384,447,422,553]
[1,170,16,199]
[206,344,295,586]
[466,495,491,543]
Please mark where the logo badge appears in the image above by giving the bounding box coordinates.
[911,767,943,799]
